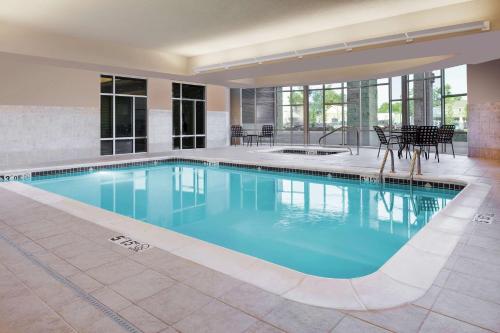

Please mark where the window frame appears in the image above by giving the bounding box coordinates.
[172,82,207,150]
[100,74,148,156]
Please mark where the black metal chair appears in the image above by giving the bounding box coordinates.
[230,125,247,146]
[258,125,274,146]
[373,126,400,158]
[415,126,440,162]
[399,125,417,159]
[438,124,456,158]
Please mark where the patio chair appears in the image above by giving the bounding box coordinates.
[415,126,440,162]
[373,126,400,158]
[399,125,417,159]
[438,124,456,158]
[230,125,247,145]
[258,125,274,146]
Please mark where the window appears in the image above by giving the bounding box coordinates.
[276,86,304,144]
[172,83,206,150]
[241,87,275,128]
[324,86,345,130]
[239,65,468,151]
[406,71,441,126]
[308,87,323,131]
[444,65,468,138]
[358,79,389,145]
[100,75,147,155]
[390,76,403,127]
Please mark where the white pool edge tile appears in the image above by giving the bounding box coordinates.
[0,167,489,311]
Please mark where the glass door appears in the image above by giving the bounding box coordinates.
[172,83,206,150]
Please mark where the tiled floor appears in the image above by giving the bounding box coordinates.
[0,146,499,333]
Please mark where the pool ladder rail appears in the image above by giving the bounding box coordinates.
[409,148,422,187]
[378,148,395,183]
[378,147,423,188]
[318,126,360,155]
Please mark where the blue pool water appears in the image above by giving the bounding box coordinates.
[27,163,458,278]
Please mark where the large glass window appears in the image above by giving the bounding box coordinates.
[406,71,441,126]
[390,76,403,127]
[100,75,147,155]
[307,83,350,145]
[172,83,206,150]
[359,79,389,146]
[276,86,304,144]
[444,65,468,141]
[238,65,468,153]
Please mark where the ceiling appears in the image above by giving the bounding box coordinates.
[0,0,499,87]
[0,0,469,56]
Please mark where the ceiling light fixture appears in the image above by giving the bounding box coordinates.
[193,20,489,73]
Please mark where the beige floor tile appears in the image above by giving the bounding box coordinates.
[86,316,127,333]
[468,235,500,252]
[138,283,212,325]
[16,239,47,254]
[65,249,123,271]
[264,300,344,333]
[432,289,500,332]
[119,305,168,333]
[91,287,132,312]
[23,223,70,240]
[413,285,442,310]
[158,327,179,333]
[34,252,80,277]
[153,256,206,282]
[36,231,85,250]
[445,271,500,305]
[67,272,103,293]
[452,256,500,283]
[52,240,101,259]
[244,321,285,333]
[13,218,59,234]
[220,283,284,318]
[332,316,390,333]
[183,268,242,298]
[110,269,175,302]
[58,298,105,333]
[8,311,76,333]
[0,292,53,325]
[86,258,146,284]
[433,268,451,287]
[459,244,500,267]
[348,305,428,333]
[128,247,180,267]
[33,280,80,311]
[174,299,257,333]
[420,312,490,333]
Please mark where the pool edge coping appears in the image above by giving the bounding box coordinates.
[0,158,489,311]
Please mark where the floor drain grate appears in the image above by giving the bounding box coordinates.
[473,213,495,224]
[0,232,144,333]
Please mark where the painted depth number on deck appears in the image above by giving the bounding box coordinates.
[109,235,152,253]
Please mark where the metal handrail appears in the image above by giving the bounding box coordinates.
[318,126,359,155]
[378,148,395,183]
[409,148,422,187]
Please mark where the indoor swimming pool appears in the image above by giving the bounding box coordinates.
[27,162,459,278]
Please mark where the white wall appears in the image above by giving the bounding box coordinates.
[0,105,100,169]
[148,109,172,153]
[206,111,230,148]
